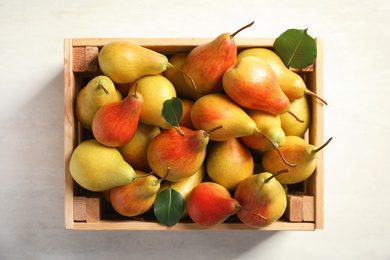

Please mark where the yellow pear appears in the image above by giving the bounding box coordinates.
[117,122,161,172]
[240,109,286,151]
[69,139,136,192]
[280,96,310,137]
[237,48,326,104]
[128,75,176,129]
[179,99,195,129]
[207,138,254,191]
[262,136,332,184]
[98,41,170,84]
[75,75,122,129]
[110,170,161,217]
[159,164,205,217]
[164,52,203,100]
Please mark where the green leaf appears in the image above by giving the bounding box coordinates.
[162,97,183,128]
[154,187,185,227]
[274,28,317,69]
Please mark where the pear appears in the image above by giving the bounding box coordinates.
[117,122,161,172]
[110,170,161,217]
[98,41,170,84]
[234,172,287,228]
[92,87,143,147]
[182,21,254,95]
[187,182,241,226]
[147,126,214,182]
[159,164,206,217]
[128,75,176,129]
[164,52,203,100]
[240,109,286,151]
[69,139,137,192]
[237,47,327,104]
[190,93,258,141]
[75,75,122,130]
[222,55,290,115]
[179,99,195,129]
[262,136,332,184]
[280,97,311,137]
[207,138,254,191]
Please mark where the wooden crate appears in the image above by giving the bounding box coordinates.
[64,38,324,230]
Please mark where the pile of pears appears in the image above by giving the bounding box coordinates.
[69,21,331,228]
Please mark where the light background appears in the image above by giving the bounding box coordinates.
[1,0,389,259]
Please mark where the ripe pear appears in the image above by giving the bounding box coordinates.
[164,52,203,100]
[98,41,170,84]
[147,126,212,182]
[237,47,327,104]
[92,88,143,147]
[187,182,241,226]
[240,109,286,151]
[117,122,161,172]
[191,93,259,141]
[69,139,137,192]
[75,75,122,130]
[110,170,161,217]
[179,99,195,129]
[222,56,290,115]
[262,136,332,184]
[280,96,310,137]
[159,164,206,217]
[234,172,287,228]
[182,21,254,95]
[128,75,176,129]
[207,138,254,191]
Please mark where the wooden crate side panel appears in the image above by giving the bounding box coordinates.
[64,38,76,229]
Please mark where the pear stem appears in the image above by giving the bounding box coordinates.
[167,62,197,90]
[265,169,289,183]
[256,129,297,167]
[287,109,304,123]
[175,126,186,136]
[238,205,267,221]
[305,89,328,105]
[132,82,139,98]
[311,137,333,156]
[98,83,109,94]
[206,125,223,135]
[160,167,171,183]
[230,21,255,38]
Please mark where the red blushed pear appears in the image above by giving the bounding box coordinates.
[187,182,241,226]
[222,56,290,115]
[182,21,255,95]
[147,126,222,182]
[234,171,287,228]
[92,85,143,147]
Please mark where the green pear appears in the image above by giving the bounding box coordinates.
[280,97,311,137]
[237,47,327,104]
[117,122,161,172]
[222,56,290,115]
[75,75,122,130]
[128,75,176,129]
[240,109,286,151]
[98,41,170,84]
[262,136,332,184]
[182,21,254,95]
[110,170,161,217]
[234,172,287,228]
[207,138,254,191]
[69,139,137,192]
